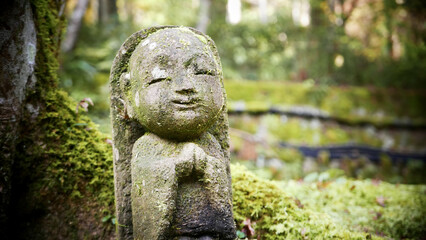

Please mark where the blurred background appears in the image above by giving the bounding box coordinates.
[59,0,426,184]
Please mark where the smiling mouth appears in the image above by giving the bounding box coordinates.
[172,98,200,109]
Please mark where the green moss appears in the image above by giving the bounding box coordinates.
[21,0,114,209]
[42,90,114,205]
[31,0,65,91]
[195,34,208,45]
[281,178,426,239]
[177,26,208,45]
[231,164,381,239]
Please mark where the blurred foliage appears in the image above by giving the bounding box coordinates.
[59,0,425,185]
[229,112,426,184]
[59,0,426,130]
[263,115,386,147]
[207,0,426,88]
[61,0,426,88]
[226,80,426,124]
[59,18,135,132]
[231,148,426,184]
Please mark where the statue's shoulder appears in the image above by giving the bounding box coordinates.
[132,133,163,159]
[134,132,173,147]
[134,132,159,145]
[132,132,180,160]
[197,132,224,159]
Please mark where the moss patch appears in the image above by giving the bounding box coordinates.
[30,0,65,90]
[40,90,114,205]
[231,164,382,239]
[15,88,115,238]
[281,178,426,239]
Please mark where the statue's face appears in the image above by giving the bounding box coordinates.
[127,28,224,140]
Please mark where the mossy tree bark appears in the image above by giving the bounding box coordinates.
[0,0,37,236]
[1,0,115,239]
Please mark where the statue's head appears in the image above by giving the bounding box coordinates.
[122,28,224,140]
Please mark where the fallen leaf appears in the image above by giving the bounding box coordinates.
[242,218,255,237]
[82,97,93,106]
[105,138,113,146]
[372,179,381,186]
[76,97,94,113]
[294,198,304,209]
[373,211,382,220]
[316,181,331,190]
[376,196,386,207]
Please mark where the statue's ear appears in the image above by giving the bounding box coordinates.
[119,72,134,118]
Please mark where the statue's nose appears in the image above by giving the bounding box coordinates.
[175,75,197,95]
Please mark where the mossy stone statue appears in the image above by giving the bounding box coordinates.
[110,26,236,240]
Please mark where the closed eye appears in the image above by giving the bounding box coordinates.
[148,77,170,85]
[195,69,215,76]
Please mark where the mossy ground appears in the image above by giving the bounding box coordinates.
[232,164,378,240]
[281,177,426,239]
[232,164,426,240]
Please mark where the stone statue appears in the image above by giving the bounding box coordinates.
[110,26,236,240]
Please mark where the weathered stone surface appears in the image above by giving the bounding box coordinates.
[110,26,235,240]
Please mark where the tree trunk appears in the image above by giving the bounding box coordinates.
[0,0,37,236]
[0,0,115,238]
[98,0,118,25]
[62,0,90,53]
[258,0,268,24]
[197,0,211,33]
